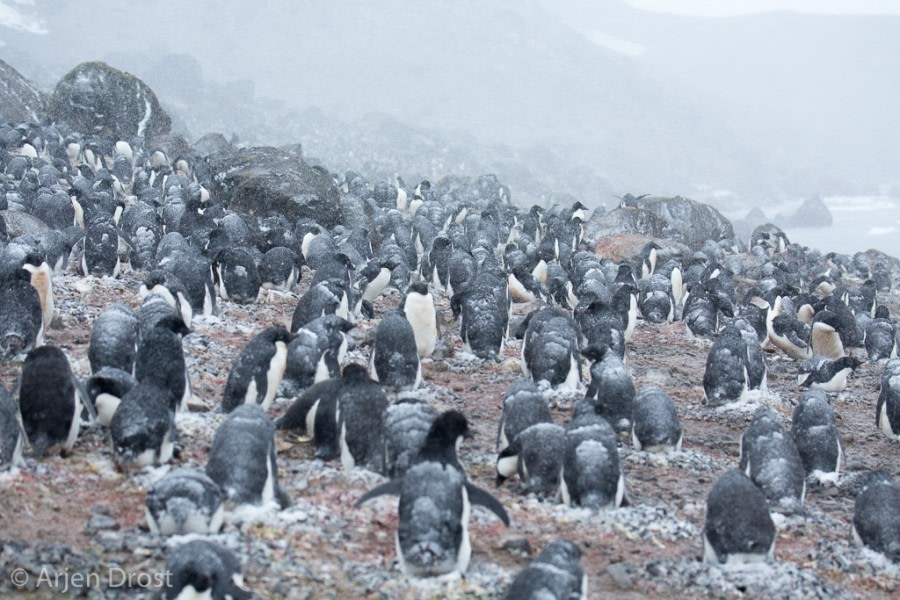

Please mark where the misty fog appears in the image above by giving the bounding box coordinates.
[2,0,898,252]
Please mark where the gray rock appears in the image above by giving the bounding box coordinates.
[640,195,735,251]
[206,146,342,228]
[0,59,47,124]
[584,206,669,243]
[48,61,171,140]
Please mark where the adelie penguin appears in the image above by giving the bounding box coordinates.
[631,385,683,452]
[110,381,177,468]
[369,309,421,391]
[496,422,565,498]
[337,364,388,473]
[703,469,776,565]
[582,345,634,434]
[504,540,587,600]
[356,411,510,578]
[20,252,54,341]
[146,467,225,535]
[221,326,292,413]
[560,402,625,510]
[281,315,352,395]
[276,377,343,460]
[207,404,290,509]
[865,306,897,360]
[85,366,137,427]
[0,385,24,470]
[851,471,900,562]
[163,540,252,600]
[138,269,195,328]
[383,396,438,479]
[519,307,581,390]
[258,246,302,292]
[703,325,749,407]
[401,282,438,358]
[214,247,261,304]
[876,358,900,438]
[797,355,861,393]
[18,346,95,457]
[134,314,191,413]
[0,257,44,361]
[809,310,848,359]
[81,220,121,278]
[496,379,552,454]
[739,406,806,511]
[791,390,844,485]
[88,302,139,375]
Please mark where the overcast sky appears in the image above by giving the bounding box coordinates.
[626,0,900,16]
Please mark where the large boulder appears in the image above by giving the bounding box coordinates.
[639,196,735,251]
[47,61,170,139]
[206,147,341,229]
[0,59,47,124]
[594,233,690,265]
[583,206,669,243]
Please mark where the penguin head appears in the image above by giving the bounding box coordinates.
[420,410,471,464]
[406,282,430,298]
[875,305,890,320]
[261,326,293,345]
[341,363,370,382]
[155,314,190,337]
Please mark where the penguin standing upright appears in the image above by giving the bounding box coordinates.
[356,411,509,578]
[383,397,438,479]
[703,325,749,406]
[18,346,94,457]
[703,469,776,564]
[221,326,292,413]
[20,253,54,339]
[134,315,191,413]
[560,402,625,510]
[582,346,634,434]
[82,220,121,278]
[791,390,843,484]
[740,407,806,511]
[336,364,388,473]
[402,283,438,358]
[88,303,139,374]
[369,309,421,391]
[876,358,900,438]
[519,307,581,390]
[110,381,177,467]
[206,404,290,508]
[0,260,43,361]
[162,540,252,600]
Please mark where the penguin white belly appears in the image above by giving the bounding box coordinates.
[95,393,121,427]
[176,293,193,328]
[562,353,580,390]
[532,260,548,284]
[244,379,259,406]
[631,427,643,451]
[315,353,331,383]
[261,452,276,506]
[454,486,472,575]
[496,454,519,479]
[364,268,391,302]
[880,400,896,437]
[559,467,571,507]
[262,341,288,411]
[339,422,355,470]
[174,585,213,600]
[65,392,81,450]
[507,273,535,303]
[404,294,437,357]
[305,400,320,440]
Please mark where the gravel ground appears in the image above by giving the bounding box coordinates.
[1,259,899,599]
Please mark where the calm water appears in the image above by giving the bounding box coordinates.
[769,196,900,259]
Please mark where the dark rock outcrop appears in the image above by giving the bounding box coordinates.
[47,61,171,140]
[0,59,47,124]
[639,196,735,251]
[584,206,669,242]
[205,147,341,228]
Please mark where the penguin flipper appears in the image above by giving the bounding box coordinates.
[356,479,403,507]
[71,375,98,421]
[465,482,510,526]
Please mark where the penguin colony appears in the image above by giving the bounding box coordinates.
[0,120,898,598]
